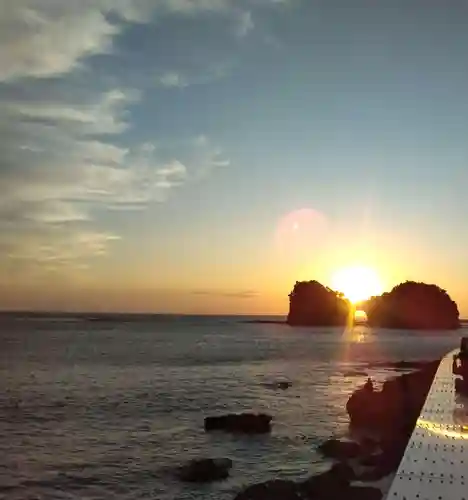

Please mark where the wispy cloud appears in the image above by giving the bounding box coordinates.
[191,289,259,299]
[155,61,235,89]
[236,11,254,38]
[0,81,228,275]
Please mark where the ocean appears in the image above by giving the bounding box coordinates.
[0,314,465,500]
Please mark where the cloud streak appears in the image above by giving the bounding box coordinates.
[191,289,259,299]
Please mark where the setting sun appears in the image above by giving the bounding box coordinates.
[331,265,383,303]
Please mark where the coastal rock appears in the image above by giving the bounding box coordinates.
[300,463,355,498]
[263,381,292,390]
[345,486,382,500]
[233,465,379,500]
[204,413,272,434]
[178,458,232,483]
[347,361,439,434]
[233,480,301,500]
[318,439,362,460]
[363,281,460,330]
[287,280,349,326]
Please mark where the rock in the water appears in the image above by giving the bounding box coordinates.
[178,458,232,483]
[204,413,272,434]
[347,361,439,434]
[263,381,292,390]
[318,439,362,460]
[346,486,382,500]
[234,479,301,500]
[300,463,355,499]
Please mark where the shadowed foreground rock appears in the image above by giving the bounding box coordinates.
[347,360,439,433]
[347,360,440,482]
[178,458,232,483]
[233,464,381,500]
[318,439,363,460]
[204,413,272,434]
[233,361,439,499]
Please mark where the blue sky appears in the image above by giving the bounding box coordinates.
[1,0,468,314]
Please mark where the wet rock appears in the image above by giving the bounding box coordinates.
[300,463,355,499]
[347,361,439,434]
[233,479,301,500]
[204,413,272,434]
[178,458,232,483]
[263,381,292,390]
[318,439,362,460]
[346,486,382,500]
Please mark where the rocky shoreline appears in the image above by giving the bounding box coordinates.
[231,359,440,500]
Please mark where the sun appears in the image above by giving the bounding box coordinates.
[331,265,383,303]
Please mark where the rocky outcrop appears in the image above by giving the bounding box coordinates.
[318,439,364,460]
[178,458,233,483]
[204,413,272,434]
[347,360,439,434]
[262,380,292,390]
[233,464,381,500]
[287,280,350,326]
[363,281,460,330]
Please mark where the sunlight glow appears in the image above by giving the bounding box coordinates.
[331,265,383,303]
[354,309,368,322]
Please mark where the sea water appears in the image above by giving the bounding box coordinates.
[0,315,464,499]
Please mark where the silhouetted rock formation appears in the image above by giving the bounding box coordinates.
[178,458,233,482]
[287,280,350,326]
[204,413,272,434]
[343,361,440,483]
[347,360,439,433]
[318,439,363,460]
[262,380,292,390]
[363,281,460,330]
[233,464,382,500]
[231,363,439,500]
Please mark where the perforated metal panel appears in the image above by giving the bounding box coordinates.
[386,349,468,500]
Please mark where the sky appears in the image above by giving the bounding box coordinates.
[1,0,468,315]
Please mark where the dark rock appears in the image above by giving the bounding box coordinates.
[346,486,382,500]
[204,413,272,434]
[263,380,292,390]
[287,280,349,326]
[347,361,439,434]
[300,463,355,499]
[363,281,460,330]
[178,458,232,483]
[233,479,301,500]
[318,439,362,460]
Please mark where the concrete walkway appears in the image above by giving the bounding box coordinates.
[386,349,468,500]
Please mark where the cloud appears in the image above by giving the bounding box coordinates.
[0,0,286,83]
[158,72,189,88]
[191,289,259,299]
[155,61,235,89]
[236,11,254,38]
[0,80,228,275]
[0,1,139,81]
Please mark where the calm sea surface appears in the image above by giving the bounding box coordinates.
[0,315,465,500]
